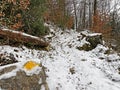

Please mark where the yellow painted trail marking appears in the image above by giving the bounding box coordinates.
[23,61,40,70]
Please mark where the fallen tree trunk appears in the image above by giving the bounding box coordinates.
[0,29,49,48]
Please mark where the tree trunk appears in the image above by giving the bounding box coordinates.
[93,0,97,27]
[0,29,49,48]
[72,0,78,30]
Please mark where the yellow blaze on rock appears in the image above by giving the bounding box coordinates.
[23,61,40,70]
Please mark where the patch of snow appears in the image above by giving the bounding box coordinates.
[81,30,91,35]
[39,78,42,84]
[88,33,102,36]
[1,28,44,41]
[41,85,45,90]
[23,66,42,76]
[0,68,18,80]
[79,37,90,46]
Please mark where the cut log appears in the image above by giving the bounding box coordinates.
[0,29,49,48]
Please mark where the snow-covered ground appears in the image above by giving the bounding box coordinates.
[0,27,120,90]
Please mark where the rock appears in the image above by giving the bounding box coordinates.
[77,43,92,51]
[69,67,75,74]
[0,64,49,90]
[104,49,112,55]
[86,33,103,49]
[77,32,103,51]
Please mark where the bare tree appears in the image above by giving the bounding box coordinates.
[72,0,78,30]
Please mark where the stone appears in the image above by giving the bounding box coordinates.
[77,32,103,51]
[77,43,92,51]
[0,64,49,90]
[69,67,75,74]
[86,33,103,49]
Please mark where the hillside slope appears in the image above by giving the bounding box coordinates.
[0,27,120,90]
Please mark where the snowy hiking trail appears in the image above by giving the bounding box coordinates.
[0,28,120,90]
[44,29,120,90]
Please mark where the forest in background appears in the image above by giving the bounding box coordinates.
[0,0,120,50]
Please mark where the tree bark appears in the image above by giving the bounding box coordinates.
[72,0,78,30]
[93,0,97,27]
[0,29,49,48]
[93,0,97,16]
